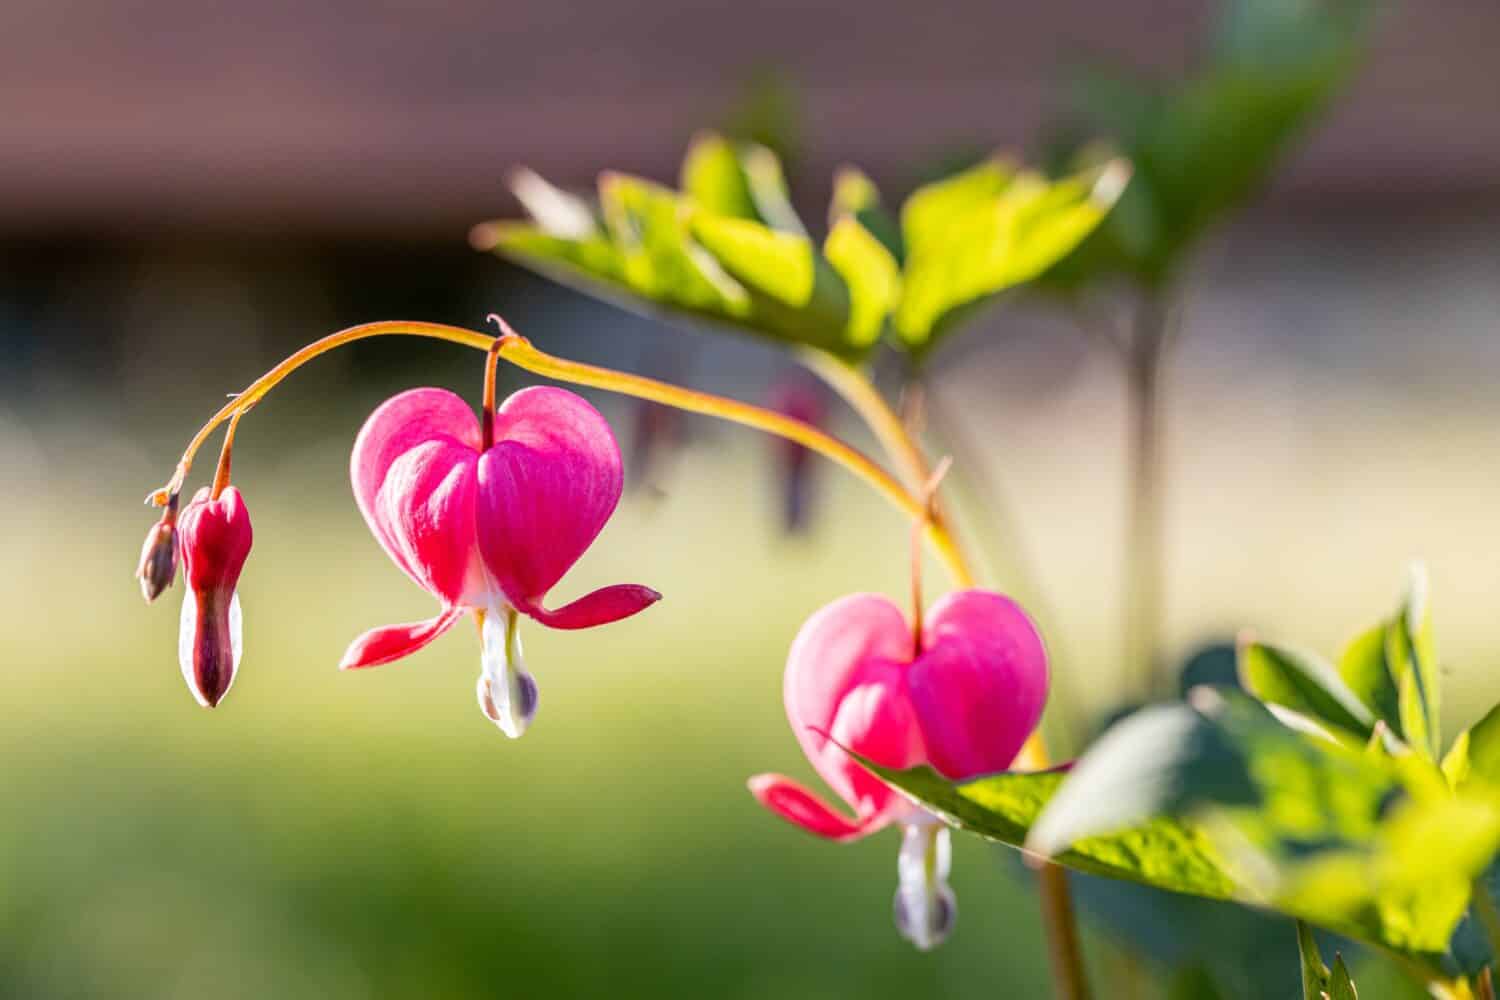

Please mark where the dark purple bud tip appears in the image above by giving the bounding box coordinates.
[136,518,179,603]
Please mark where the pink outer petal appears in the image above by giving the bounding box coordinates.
[178,486,253,595]
[520,583,662,630]
[908,589,1049,779]
[747,774,886,842]
[476,386,625,612]
[339,607,466,670]
[351,388,485,605]
[784,593,925,824]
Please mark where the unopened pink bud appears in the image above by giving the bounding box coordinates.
[176,486,253,708]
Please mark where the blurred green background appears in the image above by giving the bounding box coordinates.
[5,0,1500,996]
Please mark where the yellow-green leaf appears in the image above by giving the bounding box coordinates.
[823,217,900,347]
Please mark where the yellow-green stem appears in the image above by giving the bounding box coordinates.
[794,346,933,492]
[152,320,494,503]
[492,328,973,586]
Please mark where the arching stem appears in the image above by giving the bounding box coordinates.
[209,406,250,500]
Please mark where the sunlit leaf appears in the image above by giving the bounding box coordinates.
[900,158,1015,268]
[1238,638,1376,738]
[479,223,628,292]
[599,172,746,312]
[1298,919,1331,999]
[687,213,853,351]
[823,217,900,348]
[1336,565,1439,758]
[830,166,902,261]
[1442,702,1500,791]
[895,160,1127,346]
[852,758,1238,900]
[680,132,758,221]
[740,145,807,236]
[1328,954,1359,1000]
[858,678,1498,970]
[509,167,600,240]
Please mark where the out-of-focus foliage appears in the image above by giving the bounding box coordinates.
[1041,0,1378,290]
[1299,921,1360,999]
[474,135,1124,362]
[858,576,1500,977]
[1241,567,1439,758]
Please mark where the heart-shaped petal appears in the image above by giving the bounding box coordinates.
[475,386,634,619]
[350,388,485,606]
[783,593,924,825]
[908,589,1049,778]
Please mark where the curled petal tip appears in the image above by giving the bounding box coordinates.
[747,774,880,843]
[524,583,661,631]
[339,608,466,670]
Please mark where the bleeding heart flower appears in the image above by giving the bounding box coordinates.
[341,385,660,736]
[176,486,254,707]
[748,589,1048,949]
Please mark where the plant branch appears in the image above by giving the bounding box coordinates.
[1123,292,1171,702]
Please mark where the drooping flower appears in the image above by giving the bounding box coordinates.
[748,589,1048,949]
[176,486,254,707]
[341,385,660,736]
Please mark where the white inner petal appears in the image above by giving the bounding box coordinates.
[893,820,956,951]
[477,602,537,738]
[177,589,243,708]
[177,588,199,703]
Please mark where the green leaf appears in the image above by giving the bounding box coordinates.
[858,684,1499,969]
[829,166,903,262]
[739,144,807,236]
[1443,702,1500,790]
[894,160,1127,347]
[1336,566,1440,758]
[598,172,748,312]
[1298,919,1331,999]
[1328,954,1359,1000]
[853,758,1239,900]
[1392,565,1440,758]
[823,217,900,348]
[1038,0,1374,287]
[686,213,854,353]
[1238,637,1376,738]
[680,132,758,221]
[1339,624,1403,742]
[900,158,1014,268]
[1166,966,1226,1000]
[508,167,600,239]
[480,223,628,292]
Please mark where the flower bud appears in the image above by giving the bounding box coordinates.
[176,486,253,708]
[135,512,179,603]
